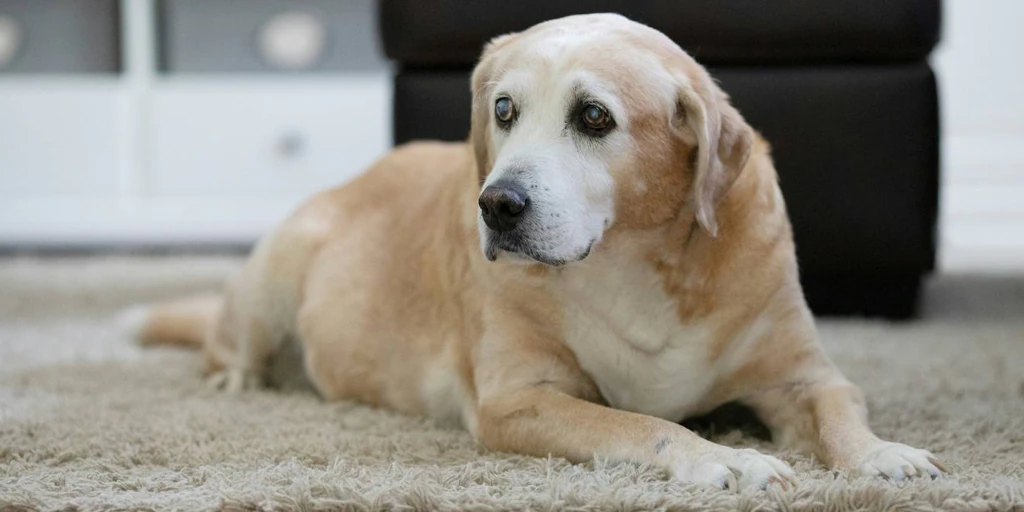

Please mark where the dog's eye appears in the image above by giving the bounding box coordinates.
[577,102,614,136]
[581,104,612,131]
[495,97,516,125]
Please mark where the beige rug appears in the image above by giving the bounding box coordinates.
[1,257,1023,511]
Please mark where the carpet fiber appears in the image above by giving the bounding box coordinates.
[1,257,1023,511]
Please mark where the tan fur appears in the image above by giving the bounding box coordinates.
[132,14,943,489]
[134,293,221,349]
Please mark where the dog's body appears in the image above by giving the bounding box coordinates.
[132,14,943,490]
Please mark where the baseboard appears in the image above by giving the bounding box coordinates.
[0,197,296,246]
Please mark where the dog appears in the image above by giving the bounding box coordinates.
[129,14,945,490]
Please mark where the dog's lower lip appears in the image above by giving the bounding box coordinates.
[485,233,593,267]
[579,239,596,259]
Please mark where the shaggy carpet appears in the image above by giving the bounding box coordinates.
[1,257,1023,511]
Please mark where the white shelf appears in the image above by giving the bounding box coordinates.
[0,0,392,247]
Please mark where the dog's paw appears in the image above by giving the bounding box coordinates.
[677,448,797,492]
[855,442,946,481]
[205,368,261,393]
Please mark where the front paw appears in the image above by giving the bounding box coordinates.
[855,442,947,481]
[675,448,798,491]
[205,368,261,393]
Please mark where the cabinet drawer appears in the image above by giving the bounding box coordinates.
[158,0,385,73]
[0,0,119,74]
[0,85,122,197]
[148,78,390,197]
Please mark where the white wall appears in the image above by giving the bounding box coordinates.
[934,0,1024,272]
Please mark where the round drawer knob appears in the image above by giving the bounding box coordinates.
[276,131,306,158]
[258,11,328,71]
[0,15,23,70]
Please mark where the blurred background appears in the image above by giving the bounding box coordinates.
[0,0,1020,319]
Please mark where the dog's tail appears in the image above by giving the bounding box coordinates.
[120,293,222,349]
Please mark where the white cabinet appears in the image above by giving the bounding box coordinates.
[0,0,392,246]
[148,78,388,198]
[0,76,391,245]
[0,83,123,198]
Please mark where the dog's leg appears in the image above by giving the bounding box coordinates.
[203,210,332,392]
[477,385,797,490]
[203,287,286,393]
[473,324,796,491]
[203,242,294,393]
[740,348,946,480]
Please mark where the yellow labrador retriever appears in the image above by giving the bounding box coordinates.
[130,14,944,490]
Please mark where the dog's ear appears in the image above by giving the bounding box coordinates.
[676,69,754,237]
[470,33,519,184]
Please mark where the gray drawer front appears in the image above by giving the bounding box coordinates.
[159,0,387,73]
[0,0,120,74]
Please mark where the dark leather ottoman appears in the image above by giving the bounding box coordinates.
[378,1,942,319]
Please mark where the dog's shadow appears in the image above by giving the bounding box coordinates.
[682,402,772,442]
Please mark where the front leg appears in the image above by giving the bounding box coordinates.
[743,353,946,480]
[472,312,795,491]
[476,384,795,490]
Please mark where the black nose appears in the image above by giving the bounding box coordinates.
[479,183,529,232]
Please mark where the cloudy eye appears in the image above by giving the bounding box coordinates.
[495,97,516,126]
[581,103,612,132]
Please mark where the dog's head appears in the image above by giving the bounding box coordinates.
[470,14,754,266]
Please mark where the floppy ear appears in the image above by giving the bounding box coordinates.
[470,33,519,184]
[677,71,754,237]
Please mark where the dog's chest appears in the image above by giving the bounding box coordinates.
[558,265,719,423]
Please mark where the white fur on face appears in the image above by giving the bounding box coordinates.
[478,62,627,266]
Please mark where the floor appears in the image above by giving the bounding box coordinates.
[1,257,1022,511]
